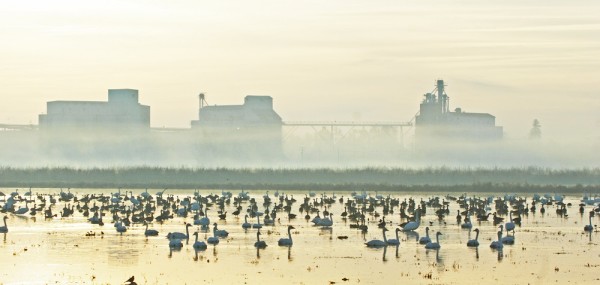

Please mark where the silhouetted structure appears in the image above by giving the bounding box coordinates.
[191,95,283,159]
[415,80,502,143]
[38,89,150,130]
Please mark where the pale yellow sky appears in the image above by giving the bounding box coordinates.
[1,0,599,141]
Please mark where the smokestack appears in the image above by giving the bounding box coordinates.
[437,79,446,113]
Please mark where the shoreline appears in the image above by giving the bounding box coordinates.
[1,166,599,192]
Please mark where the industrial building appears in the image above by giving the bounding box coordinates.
[191,95,283,158]
[415,80,503,142]
[38,89,150,130]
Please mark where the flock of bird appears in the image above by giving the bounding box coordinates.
[1,188,599,256]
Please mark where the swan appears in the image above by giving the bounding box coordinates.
[386,228,401,246]
[115,221,127,234]
[311,211,321,225]
[197,209,210,228]
[584,212,594,232]
[144,223,159,237]
[319,213,333,228]
[207,227,220,245]
[499,225,515,244]
[167,223,191,240]
[461,213,473,229]
[425,231,442,249]
[213,223,229,237]
[466,228,480,247]
[365,227,388,248]
[0,216,8,233]
[401,211,420,232]
[278,225,295,246]
[490,230,504,250]
[419,227,432,244]
[252,214,263,229]
[505,212,515,233]
[169,238,183,249]
[192,232,208,250]
[254,230,267,248]
[242,214,252,229]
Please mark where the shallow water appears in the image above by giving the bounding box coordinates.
[1,189,599,284]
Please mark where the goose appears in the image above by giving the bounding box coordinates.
[242,214,252,229]
[167,223,191,240]
[419,227,432,244]
[490,230,504,250]
[584,212,594,232]
[192,232,208,250]
[466,228,480,247]
[401,211,420,232]
[365,227,388,248]
[386,228,401,246]
[425,231,442,249]
[278,225,295,246]
[254,230,267,248]
[0,216,8,233]
[144,223,159,237]
[213,223,229,237]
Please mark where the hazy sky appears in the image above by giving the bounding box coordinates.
[1,0,599,142]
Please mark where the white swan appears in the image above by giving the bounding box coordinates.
[425,231,442,249]
[319,213,333,228]
[167,223,191,240]
[144,223,159,237]
[401,211,420,232]
[467,228,480,247]
[0,216,8,233]
[505,212,515,233]
[254,230,267,248]
[207,227,220,245]
[278,225,295,246]
[197,209,210,228]
[386,228,401,246]
[461,213,472,229]
[252,214,263,229]
[115,221,127,234]
[500,225,515,245]
[213,223,229,237]
[242,214,252,229]
[311,211,321,225]
[584,212,593,232]
[490,230,504,250]
[366,227,388,247]
[169,238,183,249]
[419,227,432,244]
[192,232,208,250]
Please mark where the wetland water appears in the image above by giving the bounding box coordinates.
[0,189,599,284]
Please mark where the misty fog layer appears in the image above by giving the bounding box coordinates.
[0,127,597,168]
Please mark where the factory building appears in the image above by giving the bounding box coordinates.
[38,89,150,130]
[415,80,503,142]
[191,95,283,159]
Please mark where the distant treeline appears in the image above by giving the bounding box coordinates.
[0,167,599,192]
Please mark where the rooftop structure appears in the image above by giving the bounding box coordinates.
[38,89,150,130]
